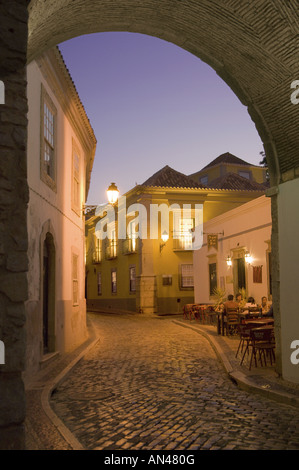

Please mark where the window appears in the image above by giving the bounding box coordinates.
[129,266,136,293]
[93,236,101,263]
[111,228,117,258]
[105,225,117,259]
[41,86,56,190]
[162,275,172,286]
[180,264,194,289]
[128,220,137,252]
[72,253,78,305]
[209,263,217,296]
[111,269,117,294]
[239,171,250,180]
[200,175,208,186]
[97,272,102,295]
[173,215,195,250]
[72,142,81,215]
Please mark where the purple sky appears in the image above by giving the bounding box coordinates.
[59,32,264,205]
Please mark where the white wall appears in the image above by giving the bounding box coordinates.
[278,179,299,383]
[194,196,272,305]
[25,60,88,373]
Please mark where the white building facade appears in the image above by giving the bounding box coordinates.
[194,196,272,306]
[25,48,96,374]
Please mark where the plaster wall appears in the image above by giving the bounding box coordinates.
[25,60,87,373]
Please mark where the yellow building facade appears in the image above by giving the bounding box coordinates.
[189,152,268,187]
[85,165,267,315]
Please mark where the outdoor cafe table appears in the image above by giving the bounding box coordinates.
[244,318,274,327]
[216,312,274,336]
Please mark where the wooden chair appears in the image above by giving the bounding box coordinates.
[249,327,275,370]
[224,308,239,336]
[236,323,256,364]
[183,304,194,320]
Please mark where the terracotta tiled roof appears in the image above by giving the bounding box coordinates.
[208,172,269,191]
[141,165,204,189]
[199,152,259,171]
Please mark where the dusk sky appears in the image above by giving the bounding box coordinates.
[59,32,264,205]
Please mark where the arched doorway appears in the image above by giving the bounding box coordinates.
[1,0,299,449]
[25,0,299,383]
[42,233,56,355]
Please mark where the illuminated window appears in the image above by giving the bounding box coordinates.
[129,266,136,293]
[128,220,137,252]
[111,269,117,294]
[173,215,195,251]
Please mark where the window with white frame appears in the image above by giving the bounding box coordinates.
[173,212,195,250]
[180,264,194,289]
[41,86,56,189]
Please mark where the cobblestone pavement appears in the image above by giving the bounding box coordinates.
[50,313,299,451]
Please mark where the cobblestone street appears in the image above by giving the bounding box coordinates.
[50,313,299,451]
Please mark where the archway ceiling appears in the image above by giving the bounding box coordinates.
[28,0,299,184]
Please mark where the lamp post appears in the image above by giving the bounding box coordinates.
[83,182,119,215]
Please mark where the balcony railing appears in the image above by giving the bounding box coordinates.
[92,248,102,264]
[172,231,194,251]
[122,238,138,255]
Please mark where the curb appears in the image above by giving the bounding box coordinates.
[173,320,299,409]
[40,321,101,450]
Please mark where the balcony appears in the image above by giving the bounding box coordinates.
[172,231,194,251]
[92,248,102,264]
[122,238,138,255]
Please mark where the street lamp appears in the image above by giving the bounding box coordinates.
[245,251,253,264]
[160,230,169,252]
[83,182,119,216]
[107,182,119,206]
[226,255,232,267]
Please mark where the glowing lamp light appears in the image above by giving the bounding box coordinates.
[161,231,169,243]
[107,182,119,205]
[160,231,169,252]
[226,256,232,267]
[245,251,253,264]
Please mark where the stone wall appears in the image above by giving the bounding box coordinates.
[0,0,29,450]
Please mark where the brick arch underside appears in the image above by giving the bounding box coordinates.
[28,0,299,185]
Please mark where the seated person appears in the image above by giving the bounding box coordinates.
[260,296,270,314]
[244,296,257,308]
[223,294,238,312]
[264,303,274,318]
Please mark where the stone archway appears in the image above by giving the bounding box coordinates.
[1,0,299,449]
